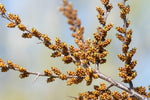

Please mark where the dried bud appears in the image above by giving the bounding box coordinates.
[14,14,21,24]
[6,23,16,28]
[7,12,14,20]
[116,34,125,42]
[97,15,105,25]
[18,24,26,31]
[0,4,6,14]
[51,66,61,75]
[22,33,32,38]
[96,6,104,15]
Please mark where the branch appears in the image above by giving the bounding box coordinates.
[94,69,148,100]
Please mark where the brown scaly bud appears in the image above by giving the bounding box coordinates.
[85,39,91,49]
[120,10,126,19]
[94,33,101,41]
[22,33,32,38]
[131,71,137,78]
[99,51,108,58]
[76,18,81,26]
[100,59,106,64]
[43,34,51,43]
[86,68,94,76]
[96,6,104,15]
[125,5,130,14]
[97,26,102,34]
[125,34,131,45]
[81,59,88,66]
[7,60,15,69]
[70,26,76,32]
[79,26,84,34]
[126,20,130,28]
[97,15,105,25]
[122,91,129,99]
[62,42,69,55]
[130,60,137,69]
[72,9,77,19]
[67,78,75,86]
[101,0,109,6]
[122,44,129,54]
[67,18,74,25]
[76,66,86,77]
[0,4,6,14]
[116,34,125,42]
[19,73,29,79]
[18,66,27,72]
[48,45,57,50]
[106,4,113,12]
[63,0,68,6]
[66,3,72,14]
[6,23,16,28]
[47,77,55,83]
[18,24,26,31]
[31,28,42,38]
[79,52,85,60]
[92,74,98,79]
[63,11,71,18]
[92,90,100,97]
[129,48,136,56]
[100,82,106,91]
[55,37,61,49]
[119,72,127,79]
[103,23,113,32]
[59,6,65,12]
[69,45,74,55]
[116,27,126,33]
[67,71,76,76]
[44,69,52,76]
[118,54,126,62]
[51,66,61,75]
[59,74,67,80]
[7,12,14,20]
[125,53,132,64]
[85,76,92,86]
[87,56,95,64]
[126,29,132,35]
[101,39,111,47]
[62,55,73,64]
[71,33,77,38]
[14,14,21,24]
[112,91,122,99]
[118,3,125,10]
[51,52,61,57]
[94,85,101,91]
[0,58,9,72]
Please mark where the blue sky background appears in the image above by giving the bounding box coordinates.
[0,0,150,100]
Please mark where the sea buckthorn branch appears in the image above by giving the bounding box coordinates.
[94,0,113,70]
[0,3,80,66]
[0,1,150,100]
[0,58,100,86]
[59,0,85,43]
[0,58,88,82]
[116,0,136,89]
[94,69,148,100]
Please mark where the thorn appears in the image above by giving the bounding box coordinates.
[33,73,40,83]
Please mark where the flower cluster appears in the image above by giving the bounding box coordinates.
[59,0,84,42]
[75,82,147,100]
[0,58,29,78]
[116,0,137,83]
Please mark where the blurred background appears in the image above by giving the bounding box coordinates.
[0,0,150,100]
